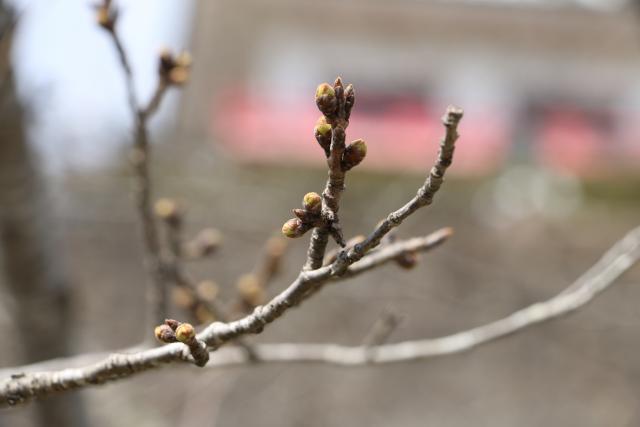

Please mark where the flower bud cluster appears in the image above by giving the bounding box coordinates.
[281,192,323,239]
[313,79,367,170]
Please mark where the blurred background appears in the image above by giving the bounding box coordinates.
[1,0,640,426]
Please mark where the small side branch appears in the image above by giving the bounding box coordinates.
[97,1,190,329]
[333,106,463,274]
[0,102,464,405]
[155,200,258,360]
[99,4,168,328]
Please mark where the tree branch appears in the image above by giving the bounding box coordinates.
[101,14,170,329]
[0,225,452,406]
[330,106,463,276]
[1,225,638,406]
[2,0,634,414]
[98,2,191,329]
[156,201,258,360]
[0,99,463,406]
[304,79,358,270]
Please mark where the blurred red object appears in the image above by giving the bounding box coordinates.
[212,87,510,175]
[536,107,640,177]
[212,88,640,176]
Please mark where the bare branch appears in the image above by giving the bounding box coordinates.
[101,19,169,329]
[2,225,638,406]
[97,2,190,328]
[2,0,633,415]
[0,102,464,406]
[192,109,463,348]
[0,228,452,405]
[142,79,169,118]
[298,228,451,304]
[330,106,463,276]
[340,227,452,278]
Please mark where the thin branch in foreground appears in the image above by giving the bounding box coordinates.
[299,228,452,305]
[330,106,463,276]
[0,228,453,406]
[190,109,462,349]
[1,225,638,406]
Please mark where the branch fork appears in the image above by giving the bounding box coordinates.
[284,77,367,270]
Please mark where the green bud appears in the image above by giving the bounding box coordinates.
[314,117,332,156]
[175,323,196,343]
[302,192,322,213]
[315,83,335,99]
[281,218,307,238]
[341,139,367,171]
[315,83,337,116]
[154,324,177,343]
[315,116,331,132]
[314,122,332,138]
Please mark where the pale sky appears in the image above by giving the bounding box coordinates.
[9,0,194,173]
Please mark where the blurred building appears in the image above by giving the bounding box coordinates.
[181,0,640,176]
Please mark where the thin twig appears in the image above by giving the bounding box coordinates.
[143,80,169,118]
[337,228,452,278]
[0,104,464,405]
[330,106,463,276]
[193,109,463,348]
[2,225,638,406]
[253,236,288,292]
[0,230,453,405]
[230,236,288,315]
[298,228,451,304]
[160,209,258,360]
[105,25,171,329]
